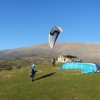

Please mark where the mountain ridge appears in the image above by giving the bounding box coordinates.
[0,42,100,59]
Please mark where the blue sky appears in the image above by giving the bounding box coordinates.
[0,0,100,50]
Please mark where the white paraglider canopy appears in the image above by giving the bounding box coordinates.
[48,26,63,48]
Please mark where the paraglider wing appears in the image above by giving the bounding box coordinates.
[49,26,63,48]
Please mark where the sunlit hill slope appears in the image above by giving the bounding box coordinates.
[0,42,100,60]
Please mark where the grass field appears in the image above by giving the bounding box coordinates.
[0,63,100,100]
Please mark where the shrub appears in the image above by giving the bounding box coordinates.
[5,66,13,70]
[16,65,21,69]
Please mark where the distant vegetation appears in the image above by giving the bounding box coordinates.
[0,58,30,69]
[0,56,100,71]
[0,56,52,70]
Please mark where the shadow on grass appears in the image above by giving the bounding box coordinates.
[34,72,56,81]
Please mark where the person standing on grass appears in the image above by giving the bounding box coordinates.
[52,58,56,66]
[29,64,37,82]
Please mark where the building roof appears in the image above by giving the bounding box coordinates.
[62,55,77,58]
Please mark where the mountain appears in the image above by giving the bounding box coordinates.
[0,42,100,60]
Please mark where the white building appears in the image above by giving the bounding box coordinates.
[57,55,78,63]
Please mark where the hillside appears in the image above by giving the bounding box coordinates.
[0,42,100,60]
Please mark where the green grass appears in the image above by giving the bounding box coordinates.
[0,63,100,100]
